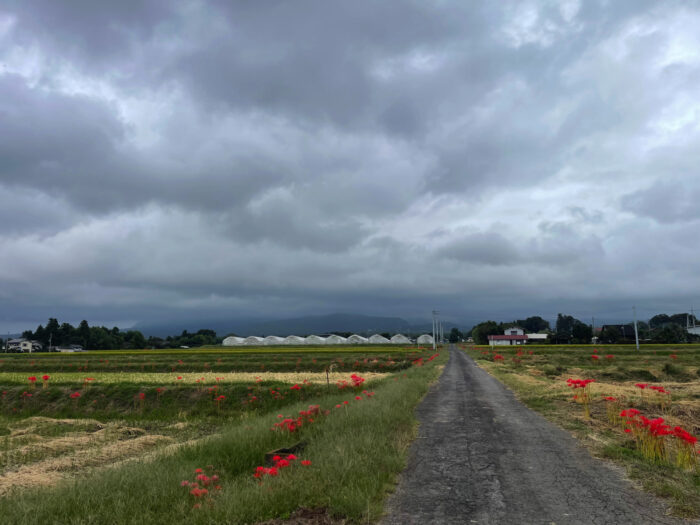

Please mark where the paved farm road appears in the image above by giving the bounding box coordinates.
[382,346,688,525]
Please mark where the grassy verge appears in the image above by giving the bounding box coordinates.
[462,345,700,519]
[0,352,445,524]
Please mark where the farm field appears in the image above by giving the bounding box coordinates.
[463,344,700,519]
[0,345,445,524]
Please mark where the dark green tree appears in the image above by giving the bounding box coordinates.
[471,321,502,345]
[448,327,463,343]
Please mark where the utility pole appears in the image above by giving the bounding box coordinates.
[432,310,439,351]
[633,306,640,351]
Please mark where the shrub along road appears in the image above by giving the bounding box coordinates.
[382,346,686,525]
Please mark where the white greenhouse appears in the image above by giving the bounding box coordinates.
[368,334,390,344]
[243,336,264,345]
[304,335,326,345]
[283,335,306,345]
[390,334,411,344]
[263,336,285,345]
[416,334,434,345]
[222,336,245,346]
[347,334,368,344]
[325,334,347,344]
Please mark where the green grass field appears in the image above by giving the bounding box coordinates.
[462,344,700,518]
[0,345,444,523]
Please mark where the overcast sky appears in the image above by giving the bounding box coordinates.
[1,0,700,333]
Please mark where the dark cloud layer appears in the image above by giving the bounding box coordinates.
[1,1,700,332]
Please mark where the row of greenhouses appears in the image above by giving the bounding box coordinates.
[222,333,434,346]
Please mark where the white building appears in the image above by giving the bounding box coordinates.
[305,335,326,345]
[416,334,434,345]
[526,333,548,342]
[282,335,306,345]
[368,334,390,344]
[243,336,264,345]
[347,334,368,344]
[7,339,43,353]
[325,334,347,344]
[390,334,411,344]
[263,336,285,345]
[222,336,245,346]
[487,327,528,346]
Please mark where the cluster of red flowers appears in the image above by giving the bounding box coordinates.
[180,466,222,508]
[620,408,698,466]
[272,404,324,433]
[566,378,594,419]
[492,354,504,361]
[253,454,312,481]
[350,374,365,388]
[566,378,595,388]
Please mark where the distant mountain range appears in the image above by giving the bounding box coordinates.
[133,313,463,338]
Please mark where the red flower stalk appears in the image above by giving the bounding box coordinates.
[566,378,594,419]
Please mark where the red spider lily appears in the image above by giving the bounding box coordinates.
[138,392,145,400]
[350,374,365,388]
[70,391,81,399]
[42,374,50,381]
[591,355,599,361]
[605,355,614,360]
[355,396,362,401]
[669,354,677,360]
[27,376,37,389]
[190,488,208,498]
[194,468,203,473]
[566,379,594,419]
[290,384,301,391]
[634,383,648,390]
[493,354,504,361]
[301,460,312,466]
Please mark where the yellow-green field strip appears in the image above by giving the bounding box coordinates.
[0,371,389,385]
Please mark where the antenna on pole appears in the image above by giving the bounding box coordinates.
[633,306,640,351]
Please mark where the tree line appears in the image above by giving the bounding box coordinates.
[468,313,699,345]
[3,319,221,351]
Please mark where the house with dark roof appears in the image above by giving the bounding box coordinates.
[488,327,528,346]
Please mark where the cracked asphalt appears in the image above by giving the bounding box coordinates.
[382,346,691,525]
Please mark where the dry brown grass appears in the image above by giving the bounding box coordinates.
[0,433,173,496]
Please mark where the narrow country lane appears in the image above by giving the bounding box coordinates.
[382,346,690,525]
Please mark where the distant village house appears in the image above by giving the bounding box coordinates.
[6,338,43,353]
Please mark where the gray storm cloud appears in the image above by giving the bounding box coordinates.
[1,0,699,331]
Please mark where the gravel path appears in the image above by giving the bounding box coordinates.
[382,346,690,525]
